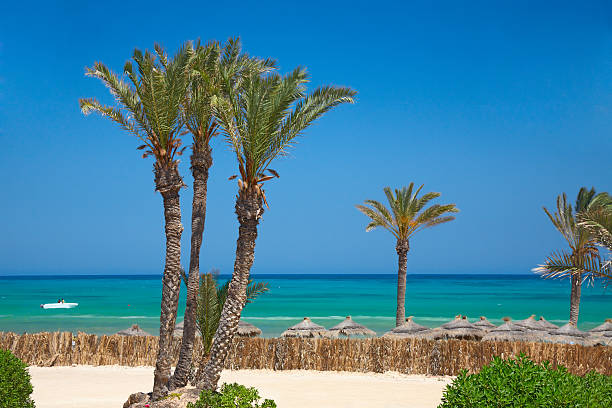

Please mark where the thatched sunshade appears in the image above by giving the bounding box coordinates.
[482,318,532,342]
[537,316,559,330]
[589,318,612,334]
[237,320,262,337]
[545,323,591,345]
[516,315,547,332]
[434,315,484,341]
[281,317,328,338]
[472,316,496,331]
[383,316,436,339]
[328,316,376,337]
[116,324,151,337]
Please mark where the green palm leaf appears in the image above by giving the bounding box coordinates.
[357,184,459,241]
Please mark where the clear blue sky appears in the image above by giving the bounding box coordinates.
[1,1,611,275]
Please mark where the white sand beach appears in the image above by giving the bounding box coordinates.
[30,366,452,408]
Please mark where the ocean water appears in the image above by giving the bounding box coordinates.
[0,274,610,337]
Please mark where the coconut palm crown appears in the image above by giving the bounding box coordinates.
[216,67,357,198]
[195,68,356,391]
[79,44,192,171]
[356,184,459,242]
[79,43,192,400]
[357,184,458,326]
[536,191,612,287]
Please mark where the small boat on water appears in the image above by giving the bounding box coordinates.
[40,303,78,309]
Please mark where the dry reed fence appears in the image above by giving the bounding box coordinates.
[1,332,610,376]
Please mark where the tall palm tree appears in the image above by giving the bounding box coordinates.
[169,38,275,390]
[536,188,608,325]
[356,184,459,326]
[194,68,356,390]
[536,192,612,287]
[79,44,191,399]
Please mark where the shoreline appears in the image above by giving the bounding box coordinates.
[30,365,454,408]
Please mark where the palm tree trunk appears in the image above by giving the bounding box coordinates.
[569,272,582,325]
[195,188,263,390]
[169,148,212,390]
[395,239,409,327]
[152,163,185,400]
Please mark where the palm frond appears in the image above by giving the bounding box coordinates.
[534,250,610,286]
[245,280,269,304]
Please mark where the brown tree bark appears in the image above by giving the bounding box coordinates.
[152,162,185,400]
[195,187,263,390]
[395,239,409,327]
[169,147,212,390]
[569,272,582,325]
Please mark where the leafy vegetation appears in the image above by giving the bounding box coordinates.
[439,354,612,408]
[187,383,276,408]
[192,270,269,354]
[0,349,35,408]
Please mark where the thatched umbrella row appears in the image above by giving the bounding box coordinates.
[116,316,612,346]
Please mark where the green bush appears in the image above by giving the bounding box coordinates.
[187,383,276,408]
[439,354,612,407]
[0,349,35,408]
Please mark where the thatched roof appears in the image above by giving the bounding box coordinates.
[537,317,559,330]
[516,315,547,331]
[237,320,262,337]
[549,323,588,338]
[328,316,376,337]
[173,320,202,338]
[472,316,496,330]
[116,324,151,337]
[589,319,612,333]
[281,317,328,338]
[391,317,428,334]
[435,316,484,340]
[481,318,533,342]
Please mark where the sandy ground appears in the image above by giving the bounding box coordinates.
[30,366,452,408]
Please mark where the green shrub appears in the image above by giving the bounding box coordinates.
[187,383,276,408]
[439,353,612,407]
[0,349,35,408]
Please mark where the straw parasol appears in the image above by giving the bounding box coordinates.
[482,317,532,342]
[472,316,496,331]
[589,318,612,334]
[281,317,328,338]
[383,316,436,339]
[434,315,484,341]
[545,323,591,345]
[516,315,547,332]
[537,316,559,330]
[328,316,376,337]
[116,324,151,337]
[236,320,262,337]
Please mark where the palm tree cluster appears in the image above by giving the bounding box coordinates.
[80,38,355,398]
[78,35,608,404]
[534,188,612,325]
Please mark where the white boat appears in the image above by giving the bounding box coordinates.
[40,303,78,309]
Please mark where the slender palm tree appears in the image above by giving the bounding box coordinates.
[536,188,608,325]
[169,38,275,390]
[356,184,459,326]
[194,68,356,390]
[536,192,612,287]
[79,44,191,399]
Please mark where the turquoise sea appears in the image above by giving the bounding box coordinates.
[0,274,610,336]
